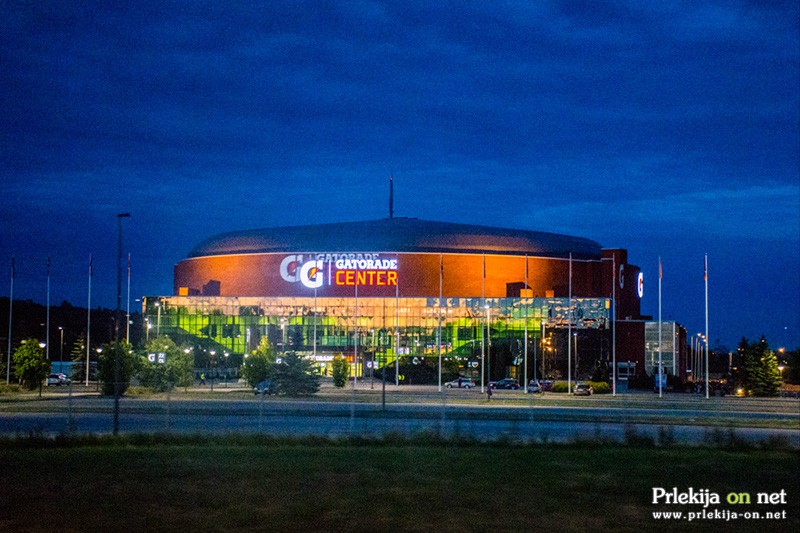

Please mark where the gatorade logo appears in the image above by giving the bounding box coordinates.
[281,253,398,290]
[300,260,323,289]
[280,255,303,283]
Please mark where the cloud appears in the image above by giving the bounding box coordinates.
[516,184,800,244]
[0,0,797,346]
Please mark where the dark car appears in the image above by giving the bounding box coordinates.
[574,383,593,396]
[489,378,520,390]
[254,379,274,396]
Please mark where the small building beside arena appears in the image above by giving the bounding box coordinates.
[144,218,650,385]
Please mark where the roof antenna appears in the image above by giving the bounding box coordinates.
[389,172,394,219]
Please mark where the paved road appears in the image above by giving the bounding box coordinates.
[2,395,798,447]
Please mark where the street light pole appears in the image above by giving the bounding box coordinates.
[573,331,578,383]
[46,258,50,360]
[6,257,13,384]
[113,213,130,435]
[59,326,64,373]
[567,253,572,395]
[485,304,491,386]
[156,300,162,337]
[126,254,131,344]
[481,305,486,393]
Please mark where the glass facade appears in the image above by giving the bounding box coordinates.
[644,321,680,377]
[143,295,612,381]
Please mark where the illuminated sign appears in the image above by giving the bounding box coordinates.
[281,253,398,290]
[334,258,397,270]
[300,260,323,289]
[335,270,397,286]
[280,255,304,283]
[637,272,644,298]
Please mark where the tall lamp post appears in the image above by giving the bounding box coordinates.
[155,300,162,337]
[58,326,64,374]
[485,304,491,386]
[7,258,13,385]
[209,350,216,391]
[113,213,130,435]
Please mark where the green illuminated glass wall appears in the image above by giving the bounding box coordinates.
[143,295,610,380]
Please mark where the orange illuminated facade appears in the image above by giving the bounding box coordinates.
[157,218,650,382]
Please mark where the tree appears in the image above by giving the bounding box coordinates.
[13,339,51,393]
[241,338,277,387]
[137,336,194,392]
[69,334,88,382]
[271,352,320,396]
[331,353,349,387]
[97,341,136,396]
[734,337,782,397]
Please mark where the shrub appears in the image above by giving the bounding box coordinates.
[13,339,51,391]
[0,383,22,394]
[241,339,276,387]
[124,386,154,397]
[97,341,136,396]
[271,352,320,396]
[587,381,611,394]
[137,337,194,392]
[551,381,569,393]
[332,354,348,387]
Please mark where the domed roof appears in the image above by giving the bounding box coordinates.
[187,218,602,259]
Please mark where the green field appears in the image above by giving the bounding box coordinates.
[1,437,797,532]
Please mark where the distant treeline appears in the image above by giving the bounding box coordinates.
[0,297,144,358]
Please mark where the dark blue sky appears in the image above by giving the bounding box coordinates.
[2,1,798,349]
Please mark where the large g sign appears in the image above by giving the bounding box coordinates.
[300,260,323,289]
[618,264,625,289]
[280,254,303,283]
[637,272,644,298]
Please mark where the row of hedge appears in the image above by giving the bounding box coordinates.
[549,381,611,394]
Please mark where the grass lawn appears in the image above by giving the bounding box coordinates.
[1,437,797,532]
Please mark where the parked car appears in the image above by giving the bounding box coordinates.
[527,380,543,393]
[540,379,554,392]
[254,379,274,396]
[489,378,520,390]
[46,373,70,386]
[574,382,593,396]
[445,377,476,389]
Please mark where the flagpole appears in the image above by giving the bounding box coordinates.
[6,258,13,384]
[354,275,358,388]
[126,253,131,344]
[481,255,486,393]
[46,258,51,360]
[704,254,709,400]
[437,254,443,392]
[313,284,317,357]
[86,255,92,387]
[524,255,528,393]
[611,254,616,396]
[658,257,663,398]
[395,278,399,386]
[568,253,572,395]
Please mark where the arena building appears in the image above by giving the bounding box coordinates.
[145,217,649,386]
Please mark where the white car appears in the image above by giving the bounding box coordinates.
[445,377,476,389]
[46,373,71,386]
